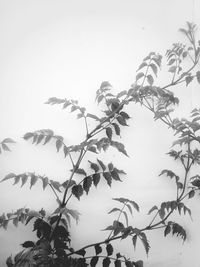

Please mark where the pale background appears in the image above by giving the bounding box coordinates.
[0,0,200,266]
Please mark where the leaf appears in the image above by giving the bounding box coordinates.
[97,95,104,104]
[123,211,129,227]
[117,90,127,98]
[42,177,49,190]
[94,244,102,255]
[21,241,35,248]
[30,174,38,189]
[103,257,111,267]
[136,72,144,81]
[72,185,83,200]
[2,138,16,143]
[164,224,171,236]
[188,190,195,199]
[185,75,194,86]
[148,205,158,215]
[75,249,86,257]
[111,169,121,181]
[103,172,112,187]
[56,139,63,152]
[23,132,34,140]
[139,232,150,255]
[106,127,112,140]
[116,115,128,126]
[114,260,122,267]
[1,173,16,183]
[135,261,144,267]
[196,71,200,84]
[132,235,137,250]
[50,180,61,192]
[147,75,154,85]
[93,173,101,187]
[90,256,99,267]
[150,63,158,76]
[168,58,176,65]
[106,243,113,256]
[97,159,106,171]
[13,176,20,185]
[112,123,121,136]
[87,113,100,121]
[89,162,99,172]
[125,261,134,267]
[21,174,28,187]
[137,62,147,71]
[168,66,177,73]
[83,176,92,194]
[2,143,11,151]
[74,168,87,176]
[6,256,13,267]
[120,111,130,120]
[111,141,128,157]
[108,208,121,214]
[43,135,52,145]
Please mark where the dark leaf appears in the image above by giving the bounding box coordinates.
[106,243,113,256]
[114,260,121,267]
[188,190,195,199]
[93,173,101,187]
[103,172,112,187]
[30,174,38,189]
[63,146,69,157]
[103,257,111,267]
[196,71,200,84]
[51,180,61,192]
[90,256,99,267]
[106,127,113,140]
[23,132,34,140]
[87,113,100,121]
[135,260,144,267]
[120,111,130,120]
[95,244,102,255]
[136,72,144,81]
[111,141,129,157]
[2,138,16,143]
[1,173,16,183]
[132,235,137,250]
[74,168,87,176]
[83,176,92,194]
[139,232,150,255]
[148,205,158,215]
[117,115,128,126]
[111,169,121,181]
[21,241,35,248]
[43,135,52,145]
[97,159,106,171]
[72,185,83,200]
[42,177,49,190]
[21,174,28,187]
[150,63,158,76]
[112,123,121,136]
[89,162,99,172]
[6,256,13,267]
[2,143,11,151]
[137,62,147,71]
[185,75,194,86]
[125,261,134,267]
[164,224,171,236]
[75,249,86,257]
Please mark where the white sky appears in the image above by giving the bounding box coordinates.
[0,0,200,266]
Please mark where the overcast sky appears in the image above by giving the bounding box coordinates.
[0,1,200,266]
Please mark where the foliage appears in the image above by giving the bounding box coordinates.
[1,22,200,266]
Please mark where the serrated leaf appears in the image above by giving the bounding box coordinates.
[90,256,99,267]
[93,173,101,187]
[94,244,102,255]
[147,75,154,85]
[74,168,87,176]
[103,172,112,187]
[106,127,112,140]
[30,174,38,189]
[106,243,113,256]
[83,176,92,194]
[185,75,194,86]
[103,257,111,267]
[72,185,83,200]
